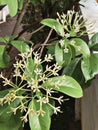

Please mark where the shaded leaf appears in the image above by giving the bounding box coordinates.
[88,32,98,51]
[0,89,22,130]
[0,45,10,68]
[55,42,63,66]
[62,58,80,76]
[81,53,98,81]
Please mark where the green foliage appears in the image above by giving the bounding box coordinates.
[0,89,22,130]
[11,40,30,53]
[55,42,63,66]
[42,75,83,98]
[0,0,18,17]
[28,99,52,130]
[62,58,81,76]
[81,54,98,81]
[1,1,98,130]
[41,19,64,36]
[0,45,10,68]
[88,32,98,51]
[70,38,90,58]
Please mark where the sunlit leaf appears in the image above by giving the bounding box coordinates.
[11,40,29,53]
[42,75,83,98]
[41,18,64,36]
[0,0,18,17]
[28,99,52,130]
[70,38,90,58]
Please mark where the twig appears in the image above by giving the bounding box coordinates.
[34,43,55,50]
[16,21,39,39]
[33,37,58,50]
[40,29,53,57]
[21,25,45,38]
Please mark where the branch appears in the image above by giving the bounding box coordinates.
[40,29,53,57]
[12,0,29,35]
[20,25,45,39]
[33,37,58,50]
[1,0,29,79]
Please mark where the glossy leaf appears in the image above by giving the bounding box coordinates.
[28,99,52,130]
[70,38,90,58]
[55,42,63,66]
[63,46,72,67]
[88,32,98,51]
[11,40,29,53]
[42,75,83,98]
[0,45,10,68]
[0,0,18,17]
[41,18,64,36]
[81,53,98,81]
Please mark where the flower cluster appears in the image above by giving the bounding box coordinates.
[0,49,64,123]
[57,10,93,37]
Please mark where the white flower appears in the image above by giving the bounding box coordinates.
[54,106,61,114]
[34,68,42,75]
[34,56,41,64]
[59,39,65,47]
[64,33,70,38]
[64,48,69,53]
[44,54,53,62]
[70,40,75,45]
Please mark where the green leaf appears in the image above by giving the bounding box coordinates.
[62,58,80,76]
[63,46,72,66]
[55,42,63,66]
[41,18,64,36]
[88,32,98,51]
[69,30,77,37]
[28,99,52,130]
[81,53,98,81]
[24,57,35,82]
[0,45,10,68]
[0,0,18,17]
[30,0,39,5]
[0,90,22,130]
[70,38,90,58]
[11,40,29,53]
[47,45,55,55]
[46,41,57,55]
[42,75,83,98]
[18,0,24,10]
[0,37,6,43]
